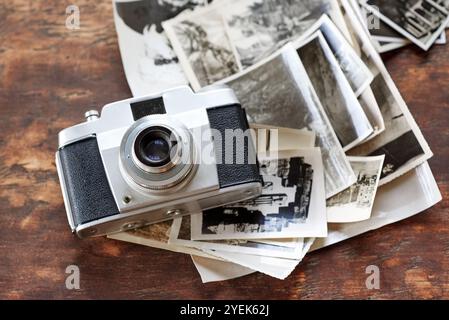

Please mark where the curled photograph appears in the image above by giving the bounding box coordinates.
[222,46,356,197]
[295,32,373,151]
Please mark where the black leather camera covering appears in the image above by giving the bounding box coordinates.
[58,137,119,226]
[206,104,262,189]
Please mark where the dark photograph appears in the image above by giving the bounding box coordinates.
[296,33,373,150]
[363,0,449,49]
[348,73,427,182]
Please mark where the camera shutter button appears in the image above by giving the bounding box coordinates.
[85,110,100,122]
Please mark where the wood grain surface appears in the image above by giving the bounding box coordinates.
[0,0,448,299]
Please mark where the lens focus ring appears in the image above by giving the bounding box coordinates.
[120,116,196,192]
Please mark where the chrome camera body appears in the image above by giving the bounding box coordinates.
[56,86,262,238]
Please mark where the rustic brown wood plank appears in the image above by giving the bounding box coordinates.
[0,0,448,299]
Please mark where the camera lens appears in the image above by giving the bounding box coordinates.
[121,117,196,191]
[134,127,177,168]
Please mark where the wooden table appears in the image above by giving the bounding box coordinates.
[1,0,448,299]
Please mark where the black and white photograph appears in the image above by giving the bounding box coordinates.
[344,1,433,185]
[191,149,328,240]
[292,15,376,97]
[113,0,207,96]
[304,15,385,133]
[220,46,356,197]
[326,156,385,223]
[162,2,241,89]
[163,0,352,89]
[360,0,449,50]
[358,3,411,41]
[169,215,305,259]
[351,74,427,179]
[348,74,430,183]
[359,0,447,44]
[347,0,405,53]
[355,0,446,52]
[295,32,373,151]
[223,0,346,68]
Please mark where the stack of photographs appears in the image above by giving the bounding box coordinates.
[110,0,442,282]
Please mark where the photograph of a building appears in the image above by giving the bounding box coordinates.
[201,157,314,235]
[326,156,385,223]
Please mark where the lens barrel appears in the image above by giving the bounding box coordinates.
[134,126,177,168]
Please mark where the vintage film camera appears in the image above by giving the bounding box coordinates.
[56,86,263,238]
